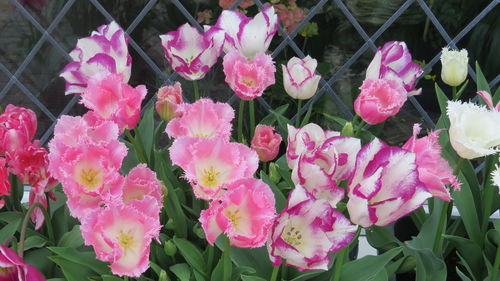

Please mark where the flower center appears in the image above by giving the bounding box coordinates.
[199,167,221,188]
[242,78,255,87]
[117,229,134,250]
[281,225,304,249]
[0,266,14,276]
[225,208,242,226]
[78,168,102,190]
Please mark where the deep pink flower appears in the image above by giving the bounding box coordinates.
[347,138,431,227]
[81,72,146,131]
[208,6,278,58]
[477,90,500,111]
[200,178,276,247]
[251,125,282,162]
[286,123,340,169]
[165,98,234,140]
[223,51,276,100]
[267,185,357,271]
[366,41,423,95]
[0,245,46,281]
[60,21,131,95]
[402,124,460,201]
[0,157,10,209]
[0,105,37,155]
[354,78,407,125]
[292,136,361,206]
[122,164,163,206]
[80,198,161,277]
[160,23,224,81]
[218,0,254,9]
[170,137,258,200]
[155,82,183,122]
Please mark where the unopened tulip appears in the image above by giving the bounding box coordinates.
[282,56,321,100]
[440,47,468,87]
[155,82,183,122]
[251,125,282,162]
[0,104,37,155]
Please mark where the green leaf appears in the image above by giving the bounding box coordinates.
[211,258,224,281]
[0,212,22,244]
[456,267,472,281]
[275,155,294,189]
[475,61,491,94]
[289,271,324,281]
[170,263,192,281]
[101,276,123,281]
[435,83,450,120]
[48,247,110,275]
[57,225,84,248]
[23,235,47,251]
[365,226,402,251]
[322,113,348,127]
[120,140,139,174]
[173,237,207,275]
[340,247,403,280]
[404,241,447,281]
[240,275,267,281]
[300,103,313,127]
[137,104,155,160]
[260,171,287,212]
[48,255,95,281]
[260,104,289,126]
[444,235,483,280]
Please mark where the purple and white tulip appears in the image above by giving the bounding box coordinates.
[292,136,361,206]
[60,21,132,95]
[283,56,321,100]
[347,138,431,227]
[366,41,423,95]
[208,6,278,58]
[160,23,225,81]
[267,185,357,271]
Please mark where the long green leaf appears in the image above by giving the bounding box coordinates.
[340,247,403,280]
[173,237,207,277]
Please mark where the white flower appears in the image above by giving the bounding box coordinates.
[447,100,500,159]
[282,56,321,100]
[440,47,468,87]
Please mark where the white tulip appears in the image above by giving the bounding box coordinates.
[282,56,321,100]
[441,47,468,87]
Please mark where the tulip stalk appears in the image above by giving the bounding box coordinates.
[223,237,232,281]
[18,202,54,258]
[452,86,457,100]
[238,100,245,143]
[193,80,200,100]
[331,246,347,281]
[270,265,280,281]
[491,242,500,281]
[296,99,302,127]
[249,100,255,138]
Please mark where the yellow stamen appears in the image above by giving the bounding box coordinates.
[225,208,242,227]
[78,168,102,190]
[199,167,221,188]
[281,225,304,249]
[117,229,134,251]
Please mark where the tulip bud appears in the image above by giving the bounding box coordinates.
[251,125,282,162]
[269,162,281,184]
[164,240,177,256]
[341,122,354,137]
[440,47,468,87]
[165,218,176,230]
[282,56,321,100]
[155,82,183,122]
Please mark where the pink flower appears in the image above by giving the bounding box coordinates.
[282,56,321,100]
[60,21,131,95]
[0,105,37,155]
[366,41,423,95]
[273,3,306,33]
[286,123,340,169]
[208,6,278,58]
[196,9,213,24]
[251,125,282,162]
[80,198,161,277]
[170,137,258,200]
[160,23,224,81]
[155,82,184,122]
[0,157,10,209]
[402,124,460,201]
[81,72,147,131]
[218,0,254,9]
[122,164,163,206]
[347,138,432,227]
[354,78,407,125]
[0,245,46,281]
[166,98,234,140]
[477,90,500,111]
[200,178,276,247]
[223,51,276,100]
[291,136,361,206]
[267,185,357,271]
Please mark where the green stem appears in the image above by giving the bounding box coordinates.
[270,265,280,281]
[354,120,366,137]
[281,262,288,280]
[18,202,54,258]
[207,245,214,276]
[249,100,255,139]
[452,86,457,100]
[432,200,449,254]
[410,207,427,229]
[223,237,232,281]
[125,129,148,164]
[193,80,200,100]
[331,246,347,281]
[453,157,465,176]
[124,276,129,281]
[296,99,303,127]
[301,37,308,52]
[482,184,495,233]
[238,100,245,143]
[10,175,19,211]
[133,128,150,164]
[491,240,500,281]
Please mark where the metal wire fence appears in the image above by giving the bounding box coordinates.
[0,0,498,146]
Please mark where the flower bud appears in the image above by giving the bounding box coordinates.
[163,240,177,256]
[251,125,282,162]
[269,162,281,184]
[155,82,183,122]
[282,56,321,100]
[341,122,354,137]
[440,47,468,87]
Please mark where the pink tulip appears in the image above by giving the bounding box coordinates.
[0,157,10,209]
[80,198,161,277]
[366,41,423,95]
[0,105,37,155]
[219,0,254,9]
[267,185,357,271]
[402,124,460,201]
[286,123,340,169]
[200,178,276,247]
[160,23,224,81]
[122,164,163,206]
[81,72,147,131]
[60,21,131,95]
[251,125,282,162]
[166,98,234,140]
[155,82,183,122]
[223,51,276,100]
[282,56,321,100]
[0,245,46,281]
[169,137,258,200]
[209,6,278,58]
[292,136,360,206]
[347,138,431,227]
[354,78,407,125]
